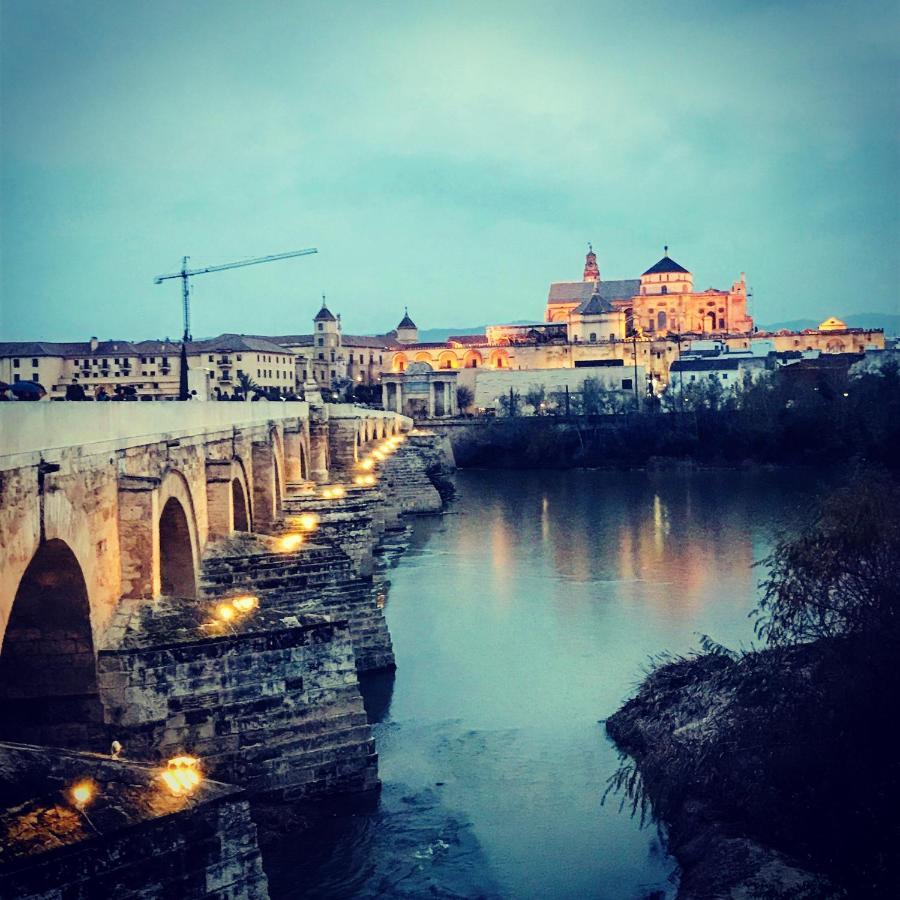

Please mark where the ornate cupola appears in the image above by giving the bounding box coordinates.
[583,243,600,282]
[396,308,418,344]
[639,246,693,295]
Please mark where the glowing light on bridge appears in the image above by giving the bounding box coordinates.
[321,486,346,499]
[278,533,304,552]
[353,474,377,487]
[358,458,375,471]
[231,594,259,613]
[297,513,319,531]
[70,780,95,810]
[216,603,236,622]
[161,756,202,796]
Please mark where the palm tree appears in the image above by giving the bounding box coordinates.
[236,372,259,400]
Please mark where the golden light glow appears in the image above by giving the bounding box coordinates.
[231,594,259,612]
[278,533,304,552]
[358,458,374,471]
[321,485,346,500]
[353,474,377,487]
[70,780,95,809]
[372,450,385,461]
[216,603,235,621]
[298,513,319,531]
[161,756,202,796]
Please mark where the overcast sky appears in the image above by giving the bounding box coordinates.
[1,0,898,341]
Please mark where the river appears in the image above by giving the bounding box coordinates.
[265,468,818,899]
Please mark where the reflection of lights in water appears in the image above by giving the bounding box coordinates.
[161,756,202,796]
[541,496,550,543]
[70,780,94,809]
[376,592,386,609]
[278,533,304,552]
[298,513,319,531]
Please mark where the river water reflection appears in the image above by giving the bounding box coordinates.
[266,469,818,899]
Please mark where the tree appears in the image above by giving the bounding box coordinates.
[456,384,474,413]
[524,386,546,414]
[236,372,259,400]
[498,388,522,416]
[754,470,900,645]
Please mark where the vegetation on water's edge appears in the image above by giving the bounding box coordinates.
[605,471,900,899]
[452,363,899,471]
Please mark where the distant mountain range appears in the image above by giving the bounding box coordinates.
[419,313,899,341]
[759,313,899,336]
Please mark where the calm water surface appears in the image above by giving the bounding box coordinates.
[266,469,819,899]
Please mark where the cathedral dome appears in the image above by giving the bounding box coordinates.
[642,254,690,276]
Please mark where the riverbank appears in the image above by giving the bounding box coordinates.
[425,363,899,471]
[605,636,900,899]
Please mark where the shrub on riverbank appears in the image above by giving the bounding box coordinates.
[606,471,900,898]
[453,362,900,471]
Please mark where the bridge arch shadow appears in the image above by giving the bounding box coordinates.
[232,477,250,531]
[159,496,197,598]
[0,539,107,751]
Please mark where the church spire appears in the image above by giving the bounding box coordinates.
[583,243,600,282]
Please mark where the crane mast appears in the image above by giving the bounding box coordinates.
[154,246,318,399]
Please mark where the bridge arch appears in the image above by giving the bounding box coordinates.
[232,478,250,531]
[157,469,199,599]
[0,539,106,750]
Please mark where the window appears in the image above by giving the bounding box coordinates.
[657,311,667,331]
[208,355,214,362]
[722,373,728,379]
[359,354,364,363]
[331,369,336,378]
[13,359,19,368]
[621,378,633,390]
[317,337,324,346]
[718,318,725,329]
[589,333,597,342]
[318,323,323,331]
[237,354,242,361]
[661,285,668,294]
[32,374,39,382]
[610,333,616,342]
[237,369,243,377]
[690,374,696,381]
[13,373,20,382]
[31,358,38,367]
[318,352,324,360]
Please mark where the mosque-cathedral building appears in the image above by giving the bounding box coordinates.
[386,246,884,387]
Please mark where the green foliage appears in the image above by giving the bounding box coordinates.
[498,388,522,416]
[754,469,900,645]
[456,384,474,412]
[524,385,546,413]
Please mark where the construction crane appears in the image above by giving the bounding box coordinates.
[154,247,318,399]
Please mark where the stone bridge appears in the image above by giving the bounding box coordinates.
[0,401,410,770]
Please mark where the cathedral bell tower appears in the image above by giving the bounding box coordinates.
[583,244,600,282]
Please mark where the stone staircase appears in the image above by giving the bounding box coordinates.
[201,530,395,674]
